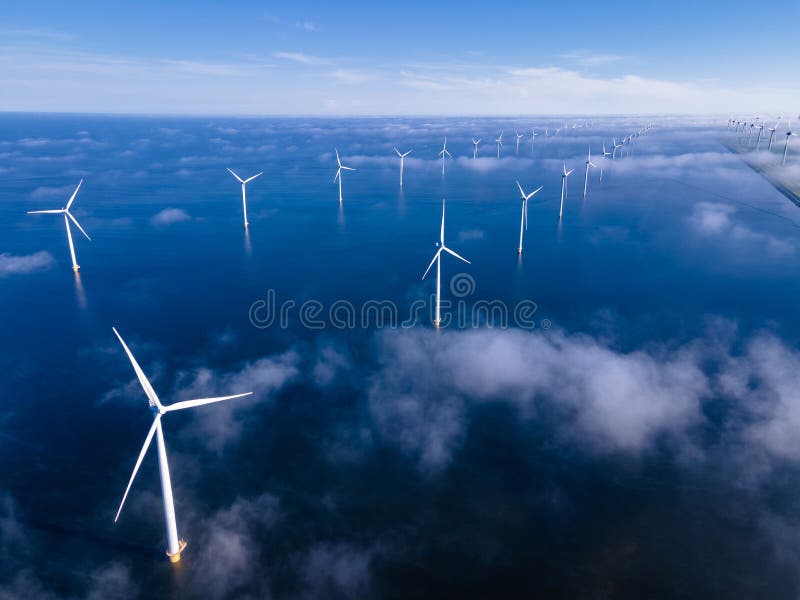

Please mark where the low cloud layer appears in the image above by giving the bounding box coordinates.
[0,251,54,277]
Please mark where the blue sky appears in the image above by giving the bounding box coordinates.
[1,0,798,114]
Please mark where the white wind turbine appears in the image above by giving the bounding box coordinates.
[27,179,90,272]
[755,124,764,150]
[612,138,623,158]
[600,142,612,182]
[438,138,453,176]
[421,199,470,328]
[111,327,253,563]
[515,180,543,254]
[495,130,503,159]
[394,147,413,188]
[515,130,523,156]
[583,147,597,197]
[559,163,574,219]
[768,118,781,151]
[472,138,481,159]
[531,129,538,151]
[333,149,356,204]
[784,130,796,165]
[226,168,262,228]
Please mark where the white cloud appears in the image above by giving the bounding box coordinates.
[150,207,191,226]
[0,251,54,277]
[273,51,330,65]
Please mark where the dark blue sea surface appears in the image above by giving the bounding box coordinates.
[2,114,800,598]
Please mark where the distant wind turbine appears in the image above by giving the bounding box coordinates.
[515,130,523,156]
[438,137,453,176]
[27,180,90,272]
[496,130,503,159]
[421,199,470,328]
[472,138,481,159]
[227,168,262,228]
[768,119,781,151]
[531,129,538,151]
[583,147,597,197]
[333,149,356,204]
[559,163,574,219]
[515,180,543,254]
[612,138,623,158]
[784,131,796,165]
[111,327,252,563]
[755,125,764,151]
[394,147,412,188]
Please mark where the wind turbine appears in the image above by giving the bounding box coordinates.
[583,147,597,197]
[333,149,356,204]
[515,180,543,254]
[421,199,470,328]
[226,168,262,228]
[559,163,574,219]
[472,138,481,159]
[394,147,412,188]
[768,119,781,151]
[600,142,612,182]
[515,130,523,156]
[27,180,90,272]
[111,327,252,563]
[784,131,796,165]
[438,138,453,176]
[531,129,538,151]
[612,138,623,158]
[495,130,503,159]
[755,124,764,150]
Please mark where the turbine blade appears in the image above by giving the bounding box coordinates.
[243,172,263,184]
[440,200,446,244]
[442,246,471,265]
[334,168,340,183]
[527,185,544,200]
[422,248,442,280]
[394,147,401,157]
[114,415,160,522]
[341,166,356,171]
[27,209,64,214]
[65,180,83,210]
[445,150,452,158]
[112,327,163,410]
[227,168,244,183]
[516,180,525,198]
[335,149,341,167]
[67,212,91,241]
[163,392,253,413]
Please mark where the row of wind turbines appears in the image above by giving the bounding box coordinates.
[727,116,798,165]
[22,122,652,562]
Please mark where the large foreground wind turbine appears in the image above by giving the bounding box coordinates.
[394,147,412,188]
[111,327,253,563]
[472,138,481,159]
[334,149,356,204]
[559,164,574,219]
[495,130,503,159]
[27,180,90,272]
[421,200,470,328]
[438,138,453,176]
[227,169,262,228]
[583,147,597,197]
[515,180,543,254]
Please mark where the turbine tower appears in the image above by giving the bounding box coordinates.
[227,169,262,228]
[111,327,253,563]
[27,180,90,272]
[438,138,453,176]
[559,163,574,219]
[515,180,543,254]
[394,147,412,188]
[421,199,470,328]
[333,149,356,204]
[583,147,597,197]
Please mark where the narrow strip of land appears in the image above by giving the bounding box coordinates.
[723,142,800,208]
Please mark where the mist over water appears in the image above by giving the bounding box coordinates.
[2,114,800,598]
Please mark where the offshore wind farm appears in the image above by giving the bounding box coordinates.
[1,1,800,599]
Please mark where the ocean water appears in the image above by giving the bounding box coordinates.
[2,114,800,598]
